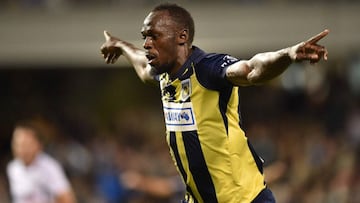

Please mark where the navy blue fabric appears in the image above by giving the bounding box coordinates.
[171,46,239,92]
[181,188,276,203]
[251,188,276,203]
[195,53,239,91]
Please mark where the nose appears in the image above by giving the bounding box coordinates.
[143,37,152,50]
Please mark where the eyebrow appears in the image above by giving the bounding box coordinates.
[141,29,155,36]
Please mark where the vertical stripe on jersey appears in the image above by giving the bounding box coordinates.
[182,131,218,203]
[218,86,234,134]
[237,88,243,128]
[169,132,198,202]
[247,140,264,174]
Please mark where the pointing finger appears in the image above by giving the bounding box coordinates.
[306,29,330,44]
[104,30,111,41]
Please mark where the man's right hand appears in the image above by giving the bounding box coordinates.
[100,31,123,64]
[288,29,329,64]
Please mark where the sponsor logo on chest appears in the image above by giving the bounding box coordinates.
[163,101,197,132]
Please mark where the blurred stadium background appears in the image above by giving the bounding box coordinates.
[1,0,360,202]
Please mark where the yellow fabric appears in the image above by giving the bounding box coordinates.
[162,63,265,203]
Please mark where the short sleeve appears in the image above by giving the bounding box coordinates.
[195,54,239,91]
[42,156,71,195]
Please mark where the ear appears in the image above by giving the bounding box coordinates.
[178,29,189,45]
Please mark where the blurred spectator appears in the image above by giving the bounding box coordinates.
[6,120,77,203]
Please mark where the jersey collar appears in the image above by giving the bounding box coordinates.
[170,46,207,81]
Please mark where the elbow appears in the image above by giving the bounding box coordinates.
[246,69,266,85]
[139,68,157,85]
[134,63,156,84]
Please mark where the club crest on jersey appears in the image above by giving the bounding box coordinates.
[163,101,197,131]
[180,79,191,102]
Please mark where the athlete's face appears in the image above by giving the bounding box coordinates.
[12,127,42,166]
[141,11,181,74]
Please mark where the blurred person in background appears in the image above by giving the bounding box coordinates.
[100,3,329,203]
[6,121,77,203]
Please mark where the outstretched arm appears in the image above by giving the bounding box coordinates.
[226,29,329,86]
[100,31,156,83]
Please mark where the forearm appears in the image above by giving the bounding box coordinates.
[101,30,156,83]
[246,47,293,84]
[227,29,329,86]
[116,40,155,83]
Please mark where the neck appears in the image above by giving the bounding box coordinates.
[169,45,193,78]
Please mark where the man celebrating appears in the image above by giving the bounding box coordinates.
[100,3,329,203]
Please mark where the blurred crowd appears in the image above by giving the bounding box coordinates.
[0,54,359,203]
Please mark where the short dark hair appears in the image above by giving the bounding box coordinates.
[152,3,195,44]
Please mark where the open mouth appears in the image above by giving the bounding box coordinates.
[146,54,156,64]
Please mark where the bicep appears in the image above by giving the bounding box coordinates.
[225,60,253,86]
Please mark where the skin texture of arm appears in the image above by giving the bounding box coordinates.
[226,29,329,86]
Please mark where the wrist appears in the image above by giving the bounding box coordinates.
[115,40,124,48]
[287,42,305,62]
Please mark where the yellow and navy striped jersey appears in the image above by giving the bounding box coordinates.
[159,46,266,203]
